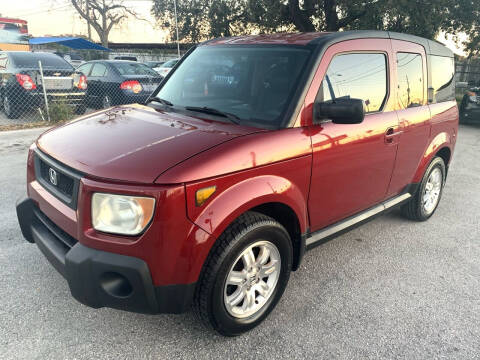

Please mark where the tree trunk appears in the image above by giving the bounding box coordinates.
[324,0,340,31]
[288,0,315,32]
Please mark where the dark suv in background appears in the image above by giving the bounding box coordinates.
[0,51,87,118]
[459,82,480,123]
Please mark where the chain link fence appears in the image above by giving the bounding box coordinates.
[0,51,170,126]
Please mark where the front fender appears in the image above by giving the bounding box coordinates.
[413,131,452,183]
[187,176,309,240]
[178,156,311,284]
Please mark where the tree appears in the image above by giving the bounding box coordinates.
[152,0,209,43]
[151,0,480,54]
[442,0,480,57]
[71,0,139,47]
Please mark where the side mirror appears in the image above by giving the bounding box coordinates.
[314,98,366,124]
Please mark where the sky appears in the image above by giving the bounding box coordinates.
[0,0,469,55]
[0,0,168,43]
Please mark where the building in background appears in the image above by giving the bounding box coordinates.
[0,17,30,51]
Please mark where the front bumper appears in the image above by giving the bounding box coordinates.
[16,197,195,314]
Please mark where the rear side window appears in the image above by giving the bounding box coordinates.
[320,53,388,113]
[91,63,107,77]
[431,55,455,102]
[113,62,158,76]
[10,52,72,70]
[396,52,424,108]
[77,63,93,76]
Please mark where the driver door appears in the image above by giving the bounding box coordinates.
[306,39,400,231]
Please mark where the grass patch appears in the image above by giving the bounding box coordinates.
[0,121,56,132]
[49,101,76,123]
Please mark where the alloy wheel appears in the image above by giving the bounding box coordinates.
[3,96,11,115]
[422,167,442,215]
[102,95,111,109]
[223,240,281,319]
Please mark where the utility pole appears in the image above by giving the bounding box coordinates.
[173,0,180,58]
[86,0,92,40]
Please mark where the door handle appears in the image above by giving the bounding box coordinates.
[385,128,402,144]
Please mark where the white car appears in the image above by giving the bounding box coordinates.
[153,58,179,77]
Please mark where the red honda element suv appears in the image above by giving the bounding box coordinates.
[16,31,458,336]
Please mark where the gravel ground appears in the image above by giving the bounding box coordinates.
[0,124,479,359]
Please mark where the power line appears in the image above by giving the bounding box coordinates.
[11,4,73,18]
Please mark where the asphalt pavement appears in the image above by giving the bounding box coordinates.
[0,124,479,359]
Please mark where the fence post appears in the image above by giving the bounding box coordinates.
[38,60,50,122]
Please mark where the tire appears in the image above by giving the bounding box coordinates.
[101,95,112,109]
[194,211,293,336]
[401,156,446,221]
[75,105,87,115]
[3,94,20,119]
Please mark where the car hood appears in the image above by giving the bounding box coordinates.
[37,104,262,183]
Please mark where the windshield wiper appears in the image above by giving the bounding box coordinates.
[147,97,173,107]
[185,106,240,124]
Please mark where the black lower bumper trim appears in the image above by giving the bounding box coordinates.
[16,196,195,314]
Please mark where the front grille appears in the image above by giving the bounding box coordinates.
[38,158,74,198]
[34,150,82,210]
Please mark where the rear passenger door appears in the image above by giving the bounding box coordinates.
[88,63,108,105]
[387,40,431,195]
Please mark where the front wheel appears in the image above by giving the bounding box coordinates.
[194,212,292,336]
[401,156,446,221]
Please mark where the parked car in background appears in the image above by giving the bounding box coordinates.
[459,82,480,123]
[54,52,85,68]
[153,58,179,77]
[76,60,163,109]
[144,60,165,69]
[16,31,457,336]
[0,51,87,118]
[114,56,137,61]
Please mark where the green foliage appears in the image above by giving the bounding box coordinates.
[151,0,480,55]
[48,101,75,123]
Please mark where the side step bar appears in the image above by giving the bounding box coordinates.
[305,193,412,248]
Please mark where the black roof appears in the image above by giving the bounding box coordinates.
[309,30,453,57]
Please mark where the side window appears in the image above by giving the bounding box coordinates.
[431,55,455,102]
[90,63,107,77]
[77,63,93,76]
[319,53,388,113]
[396,52,424,108]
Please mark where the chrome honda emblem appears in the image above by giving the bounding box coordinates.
[49,168,57,186]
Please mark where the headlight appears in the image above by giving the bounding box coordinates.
[92,193,155,235]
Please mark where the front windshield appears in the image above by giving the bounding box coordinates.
[155,46,311,128]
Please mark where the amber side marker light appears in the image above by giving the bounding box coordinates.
[196,186,216,207]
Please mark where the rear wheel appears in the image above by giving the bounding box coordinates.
[401,156,446,221]
[194,212,292,336]
[101,94,112,109]
[3,94,20,119]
